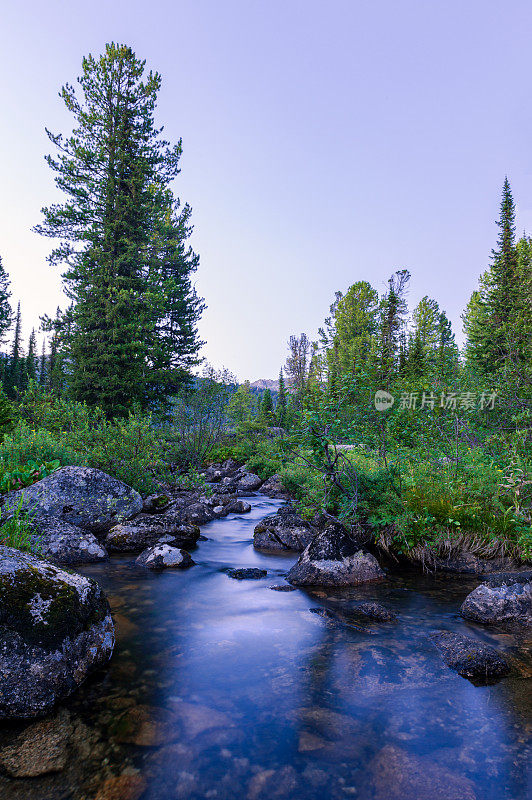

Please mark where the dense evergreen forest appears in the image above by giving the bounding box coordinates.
[0,43,530,564]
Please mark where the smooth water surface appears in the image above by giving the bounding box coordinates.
[1,495,530,799]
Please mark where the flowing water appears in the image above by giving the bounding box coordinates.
[1,495,531,799]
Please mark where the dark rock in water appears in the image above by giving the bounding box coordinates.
[270,584,297,592]
[287,523,385,587]
[432,551,519,574]
[352,601,397,622]
[136,544,195,570]
[254,507,316,553]
[1,466,143,535]
[461,578,532,628]
[0,708,72,777]
[260,474,289,499]
[0,546,114,719]
[105,515,200,553]
[181,501,217,525]
[225,498,252,514]
[142,494,172,514]
[484,570,532,586]
[94,773,147,800]
[430,630,510,684]
[236,473,263,492]
[367,744,477,800]
[227,568,267,580]
[246,765,301,800]
[29,513,108,565]
[309,607,365,630]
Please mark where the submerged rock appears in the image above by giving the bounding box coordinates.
[352,601,397,622]
[135,544,195,570]
[105,515,200,553]
[367,744,477,800]
[287,523,385,587]
[110,704,179,747]
[270,584,297,592]
[29,513,108,565]
[2,466,143,535]
[0,546,114,719]
[430,630,510,684]
[254,507,316,553]
[94,772,147,800]
[227,568,267,580]
[461,574,532,628]
[0,708,72,777]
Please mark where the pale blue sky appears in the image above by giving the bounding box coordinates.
[0,0,531,380]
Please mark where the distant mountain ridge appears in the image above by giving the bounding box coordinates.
[249,379,279,391]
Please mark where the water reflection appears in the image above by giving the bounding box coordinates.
[0,495,530,799]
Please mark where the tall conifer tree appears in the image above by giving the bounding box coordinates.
[35,43,203,416]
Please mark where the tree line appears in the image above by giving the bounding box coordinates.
[282,177,532,432]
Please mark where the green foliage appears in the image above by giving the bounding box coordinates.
[0,497,38,552]
[244,439,283,480]
[0,459,60,493]
[0,391,15,443]
[169,369,234,467]
[0,421,83,472]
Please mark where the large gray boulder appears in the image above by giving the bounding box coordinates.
[0,546,115,719]
[105,514,200,553]
[260,474,289,499]
[430,630,509,684]
[135,544,195,570]
[254,507,316,553]
[236,473,263,492]
[287,523,385,587]
[2,466,143,536]
[461,572,532,627]
[30,514,108,565]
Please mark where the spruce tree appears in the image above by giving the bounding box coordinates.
[260,389,274,423]
[465,179,519,376]
[5,302,24,398]
[39,340,47,387]
[277,369,287,427]
[0,255,13,343]
[378,270,410,386]
[26,329,37,385]
[35,43,203,416]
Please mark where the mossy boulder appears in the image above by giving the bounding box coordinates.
[287,523,385,587]
[0,546,114,719]
[1,466,143,536]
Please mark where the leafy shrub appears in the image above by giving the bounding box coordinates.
[82,412,171,494]
[0,422,84,477]
[0,459,60,492]
[244,439,283,480]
